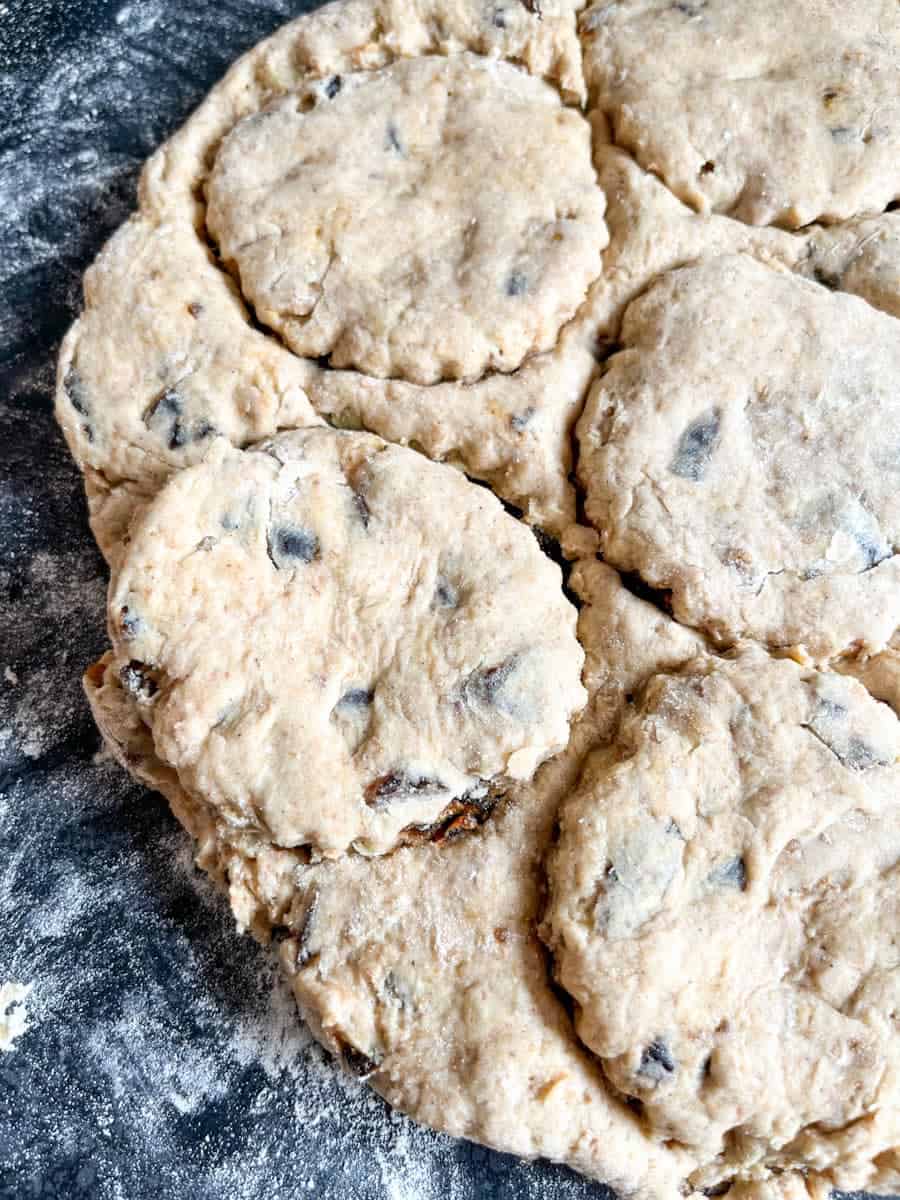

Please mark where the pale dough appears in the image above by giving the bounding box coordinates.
[56,0,598,552]
[543,646,900,1194]
[798,210,900,319]
[54,0,900,1193]
[578,254,900,659]
[207,54,607,385]
[106,428,585,858]
[85,562,706,1199]
[581,0,900,227]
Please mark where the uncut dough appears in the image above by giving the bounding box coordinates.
[543,647,900,1194]
[85,562,706,1200]
[580,0,900,227]
[56,0,597,552]
[107,427,585,857]
[578,254,900,658]
[207,54,607,385]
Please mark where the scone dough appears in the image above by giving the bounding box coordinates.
[56,0,600,553]
[207,54,607,384]
[107,428,585,857]
[578,254,900,658]
[543,646,900,1194]
[581,0,900,227]
[86,563,707,1200]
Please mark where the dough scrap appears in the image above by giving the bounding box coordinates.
[107,428,585,858]
[543,646,900,1194]
[55,218,322,565]
[578,253,900,658]
[580,0,900,227]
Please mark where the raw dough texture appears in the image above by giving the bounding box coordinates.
[799,211,900,319]
[106,428,585,857]
[578,254,900,658]
[543,646,900,1194]
[85,564,706,1200]
[56,0,600,552]
[57,0,900,1195]
[207,54,607,385]
[581,0,900,227]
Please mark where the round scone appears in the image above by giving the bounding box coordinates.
[107,427,586,858]
[580,0,900,227]
[543,646,900,1194]
[207,54,607,385]
[578,253,900,659]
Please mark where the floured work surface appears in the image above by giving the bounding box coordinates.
[10,0,900,1197]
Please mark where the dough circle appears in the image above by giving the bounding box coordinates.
[107,427,586,857]
[578,254,900,658]
[543,647,900,1191]
[207,54,607,385]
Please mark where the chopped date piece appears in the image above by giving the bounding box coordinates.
[119,660,158,701]
[841,736,891,771]
[340,1043,383,1079]
[144,389,215,451]
[462,656,519,711]
[119,605,143,640]
[352,490,371,528]
[638,1039,676,1084]
[364,771,449,811]
[707,855,747,891]
[64,367,90,417]
[852,525,891,570]
[434,576,459,609]
[336,687,374,709]
[669,408,721,482]
[267,524,320,568]
[64,367,94,442]
[519,0,541,16]
[805,702,891,772]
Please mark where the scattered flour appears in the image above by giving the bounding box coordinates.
[0,981,33,1051]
